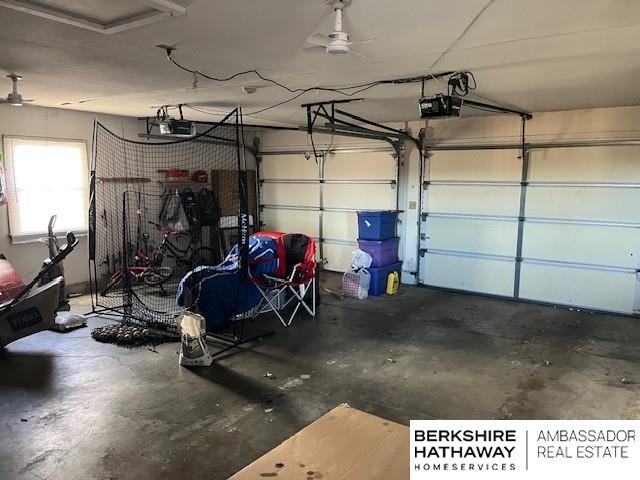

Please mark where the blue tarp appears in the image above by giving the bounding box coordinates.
[177,235,279,329]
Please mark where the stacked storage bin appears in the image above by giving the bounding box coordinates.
[356,211,402,296]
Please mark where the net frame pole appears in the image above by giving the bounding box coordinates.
[89,120,98,313]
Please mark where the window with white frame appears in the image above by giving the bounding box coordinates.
[3,137,88,242]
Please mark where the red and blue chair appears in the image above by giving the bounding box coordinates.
[249,231,317,327]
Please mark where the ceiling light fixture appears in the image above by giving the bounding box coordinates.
[1,74,34,107]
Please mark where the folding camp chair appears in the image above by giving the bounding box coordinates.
[250,231,317,327]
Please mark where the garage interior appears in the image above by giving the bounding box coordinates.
[1,1,640,479]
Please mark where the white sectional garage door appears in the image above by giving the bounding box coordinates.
[519,146,640,314]
[420,145,640,315]
[260,149,398,272]
[420,148,522,297]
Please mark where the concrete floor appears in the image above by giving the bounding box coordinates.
[1,273,639,479]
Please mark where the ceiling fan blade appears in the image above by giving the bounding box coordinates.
[348,38,374,46]
[348,50,366,59]
[188,100,238,108]
[60,98,98,106]
[303,45,327,54]
[22,99,34,102]
[306,32,331,47]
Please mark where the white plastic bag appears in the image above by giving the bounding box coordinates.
[342,269,371,300]
[53,311,87,331]
[159,191,189,232]
[351,249,373,270]
[176,311,212,367]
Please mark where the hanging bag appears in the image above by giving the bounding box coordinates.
[197,187,220,226]
[159,189,189,232]
[179,188,200,228]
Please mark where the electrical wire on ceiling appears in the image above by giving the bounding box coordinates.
[245,82,385,116]
[246,90,309,115]
[161,47,526,122]
[167,48,390,97]
[447,71,476,96]
[161,47,458,115]
[184,104,302,126]
[185,80,402,118]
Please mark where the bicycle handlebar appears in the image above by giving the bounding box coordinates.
[148,221,188,236]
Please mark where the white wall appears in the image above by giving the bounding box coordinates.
[0,106,141,288]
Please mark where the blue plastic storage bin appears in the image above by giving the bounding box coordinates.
[365,261,402,296]
[357,211,398,241]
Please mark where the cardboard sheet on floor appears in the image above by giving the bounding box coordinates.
[229,404,409,480]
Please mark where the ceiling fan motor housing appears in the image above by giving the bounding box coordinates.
[326,0,351,8]
[5,74,25,105]
[7,92,23,105]
[327,31,350,54]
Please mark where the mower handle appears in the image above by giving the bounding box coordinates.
[2,231,78,310]
[48,232,78,264]
[60,232,78,255]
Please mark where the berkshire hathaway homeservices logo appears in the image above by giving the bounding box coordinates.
[412,424,522,474]
[410,420,640,478]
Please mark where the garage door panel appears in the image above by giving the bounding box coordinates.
[428,185,520,216]
[323,243,356,272]
[422,144,640,315]
[324,152,395,179]
[421,148,519,297]
[430,149,521,181]
[261,154,318,179]
[260,148,396,274]
[529,146,640,182]
[519,263,637,314]
[525,187,640,222]
[424,253,514,296]
[262,209,319,237]
[522,222,640,268]
[426,217,518,256]
[324,211,357,241]
[261,183,319,207]
[323,184,394,209]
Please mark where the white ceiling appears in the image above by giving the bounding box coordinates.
[1,0,640,126]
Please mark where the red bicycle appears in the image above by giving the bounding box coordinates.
[100,223,214,297]
[99,249,172,297]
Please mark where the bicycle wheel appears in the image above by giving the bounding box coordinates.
[190,247,216,267]
[142,266,173,286]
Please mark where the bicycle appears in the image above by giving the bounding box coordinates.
[100,224,215,297]
[147,222,215,270]
[100,248,173,297]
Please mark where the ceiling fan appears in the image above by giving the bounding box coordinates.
[1,74,34,106]
[304,0,372,58]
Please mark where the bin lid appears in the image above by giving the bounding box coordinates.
[357,210,397,216]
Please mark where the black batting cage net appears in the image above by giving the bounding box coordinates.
[88,109,250,332]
